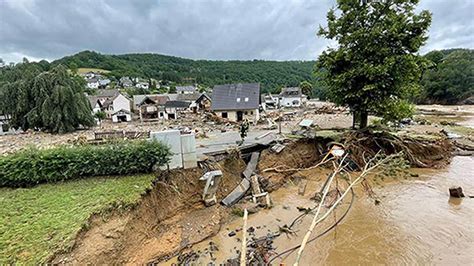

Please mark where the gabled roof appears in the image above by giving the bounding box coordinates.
[280,87,301,97]
[211,83,260,111]
[176,85,197,92]
[96,89,120,98]
[133,94,172,106]
[87,96,100,108]
[196,93,211,103]
[140,95,169,106]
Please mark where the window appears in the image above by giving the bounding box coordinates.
[250,111,254,115]
[236,98,241,102]
[222,112,228,118]
[244,111,248,115]
[244,97,249,102]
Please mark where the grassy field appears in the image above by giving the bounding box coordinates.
[0,174,155,264]
[76,67,111,74]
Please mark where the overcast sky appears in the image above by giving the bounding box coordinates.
[0,0,473,63]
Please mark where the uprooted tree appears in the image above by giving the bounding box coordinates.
[317,0,432,128]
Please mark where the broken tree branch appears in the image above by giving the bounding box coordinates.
[293,153,348,266]
[293,151,402,266]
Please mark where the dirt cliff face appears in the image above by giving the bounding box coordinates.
[51,158,245,265]
[51,134,453,265]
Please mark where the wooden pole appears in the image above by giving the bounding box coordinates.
[240,208,248,266]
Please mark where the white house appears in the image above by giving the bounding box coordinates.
[98,79,111,89]
[279,87,303,108]
[211,83,260,122]
[88,90,132,122]
[136,82,149,89]
[86,78,100,89]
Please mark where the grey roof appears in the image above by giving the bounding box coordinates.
[176,85,197,92]
[177,92,201,102]
[96,89,120,98]
[280,87,301,97]
[165,100,191,108]
[87,96,100,108]
[211,83,260,111]
[133,94,178,106]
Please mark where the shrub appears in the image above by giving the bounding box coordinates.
[0,140,171,187]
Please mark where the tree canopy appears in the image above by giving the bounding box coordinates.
[53,50,316,93]
[0,63,95,133]
[419,49,473,104]
[317,0,432,128]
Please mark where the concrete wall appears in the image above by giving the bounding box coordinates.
[150,130,197,169]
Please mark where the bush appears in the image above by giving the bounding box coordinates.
[0,140,171,187]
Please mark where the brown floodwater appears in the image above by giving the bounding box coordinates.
[162,156,474,265]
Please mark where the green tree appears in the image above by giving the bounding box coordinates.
[317,0,431,128]
[0,64,95,133]
[420,49,473,104]
[168,85,177,94]
[94,111,107,126]
[299,81,313,98]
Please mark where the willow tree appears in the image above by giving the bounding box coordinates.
[317,0,432,128]
[1,63,95,133]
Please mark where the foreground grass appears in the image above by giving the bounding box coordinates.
[0,174,155,264]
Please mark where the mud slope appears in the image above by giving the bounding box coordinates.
[52,155,245,265]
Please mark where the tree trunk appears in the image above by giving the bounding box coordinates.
[360,110,368,129]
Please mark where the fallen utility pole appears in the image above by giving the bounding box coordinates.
[240,209,248,266]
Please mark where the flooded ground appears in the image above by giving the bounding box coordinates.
[162,156,474,265]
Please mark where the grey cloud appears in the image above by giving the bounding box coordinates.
[0,0,472,63]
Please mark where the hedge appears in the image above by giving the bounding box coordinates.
[0,140,171,187]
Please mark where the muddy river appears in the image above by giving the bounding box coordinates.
[163,156,474,265]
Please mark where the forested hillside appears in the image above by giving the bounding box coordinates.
[46,48,474,103]
[53,51,316,93]
[419,49,473,104]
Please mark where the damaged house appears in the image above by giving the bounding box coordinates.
[279,87,304,107]
[211,83,260,122]
[133,93,194,120]
[134,95,170,120]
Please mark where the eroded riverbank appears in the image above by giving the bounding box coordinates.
[162,156,474,265]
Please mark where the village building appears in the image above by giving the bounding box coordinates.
[261,94,280,110]
[164,100,191,119]
[211,83,260,122]
[86,77,100,89]
[194,93,212,112]
[176,85,197,94]
[98,78,111,89]
[279,87,304,107]
[119,77,134,88]
[87,89,132,122]
[135,95,170,120]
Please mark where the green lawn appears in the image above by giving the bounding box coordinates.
[0,174,155,264]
